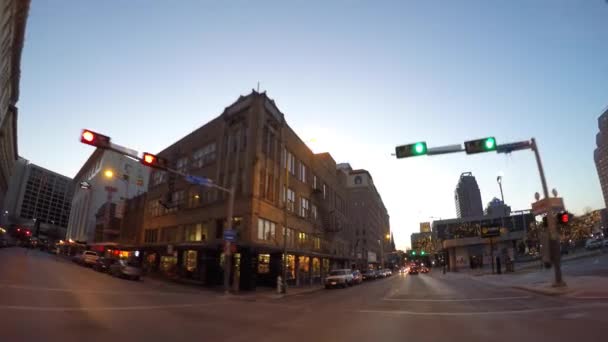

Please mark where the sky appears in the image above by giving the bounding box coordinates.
[17,0,608,250]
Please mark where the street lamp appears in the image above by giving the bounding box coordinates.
[497,175,505,203]
[104,169,114,179]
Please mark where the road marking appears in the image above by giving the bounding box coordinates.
[382,295,531,302]
[0,303,213,312]
[357,302,608,316]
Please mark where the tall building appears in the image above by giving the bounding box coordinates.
[0,0,30,210]
[455,172,483,218]
[485,197,511,217]
[337,163,391,268]
[2,157,73,239]
[138,91,351,290]
[594,107,608,208]
[66,150,150,243]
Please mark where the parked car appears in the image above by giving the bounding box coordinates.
[74,251,100,266]
[375,269,385,278]
[362,269,376,281]
[384,269,392,276]
[93,257,117,273]
[585,239,603,250]
[351,270,363,284]
[604,239,608,248]
[109,259,143,280]
[324,269,354,288]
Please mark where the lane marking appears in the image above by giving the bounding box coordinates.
[357,302,608,316]
[0,302,217,312]
[382,295,532,302]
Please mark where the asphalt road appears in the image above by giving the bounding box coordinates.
[1,247,607,342]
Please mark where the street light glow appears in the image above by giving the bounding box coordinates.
[104,169,114,178]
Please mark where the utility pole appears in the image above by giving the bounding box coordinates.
[531,138,565,287]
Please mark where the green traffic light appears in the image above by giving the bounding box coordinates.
[395,141,427,158]
[412,251,417,256]
[484,137,496,150]
[413,142,427,155]
[421,251,425,255]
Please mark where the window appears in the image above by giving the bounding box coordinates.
[183,250,197,272]
[160,226,180,242]
[313,237,321,250]
[311,204,318,220]
[144,229,158,243]
[193,142,216,167]
[152,171,166,186]
[148,200,163,217]
[285,150,296,175]
[300,197,310,218]
[322,184,327,199]
[263,125,276,159]
[287,188,295,212]
[313,175,318,189]
[184,223,208,242]
[284,227,295,247]
[298,231,308,246]
[176,157,189,173]
[299,162,306,183]
[257,218,276,241]
[258,254,270,274]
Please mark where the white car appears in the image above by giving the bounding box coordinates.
[75,251,100,266]
[325,269,354,289]
[585,239,603,250]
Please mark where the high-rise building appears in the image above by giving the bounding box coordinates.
[66,150,150,243]
[454,172,483,218]
[594,107,608,208]
[337,163,391,268]
[2,157,73,239]
[0,0,30,210]
[485,197,511,217]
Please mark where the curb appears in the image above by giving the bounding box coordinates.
[511,285,574,297]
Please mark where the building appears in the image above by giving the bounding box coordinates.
[594,107,608,208]
[410,232,432,253]
[455,172,483,218]
[138,91,352,291]
[432,210,533,272]
[485,197,511,217]
[419,221,431,233]
[66,149,150,243]
[337,163,391,269]
[0,0,30,210]
[1,157,73,240]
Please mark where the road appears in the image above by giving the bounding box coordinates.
[1,247,607,342]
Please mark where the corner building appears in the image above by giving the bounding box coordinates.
[140,91,351,291]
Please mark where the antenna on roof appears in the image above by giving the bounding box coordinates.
[257,81,260,92]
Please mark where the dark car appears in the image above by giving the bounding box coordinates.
[109,259,143,280]
[408,266,419,275]
[93,257,117,273]
[362,270,376,280]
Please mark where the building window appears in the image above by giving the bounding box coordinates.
[299,162,306,183]
[300,197,310,218]
[313,237,321,250]
[184,223,208,242]
[144,229,158,243]
[311,204,318,220]
[258,254,270,274]
[160,226,180,242]
[183,250,197,272]
[322,183,327,199]
[285,150,296,175]
[148,200,163,217]
[193,142,216,167]
[176,157,189,173]
[284,227,295,247]
[152,171,166,186]
[287,188,295,212]
[257,218,276,241]
[313,175,318,189]
[298,231,308,247]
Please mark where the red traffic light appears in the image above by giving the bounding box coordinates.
[141,152,167,169]
[17,228,21,232]
[80,129,111,148]
[557,211,571,224]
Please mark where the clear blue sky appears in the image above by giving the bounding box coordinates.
[18,0,608,250]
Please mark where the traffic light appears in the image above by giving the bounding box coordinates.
[395,142,427,158]
[141,152,168,170]
[557,211,571,225]
[421,250,426,256]
[411,251,417,256]
[80,129,111,149]
[464,137,497,154]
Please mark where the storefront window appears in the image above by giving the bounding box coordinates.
[312,257,321,277]
[322,258,330,275]
[258,254,270,274]
[183,250,197,272]
[285,254,295,279]
[160,255,177,274]
[298,256,310,273]
[185,223,208,242]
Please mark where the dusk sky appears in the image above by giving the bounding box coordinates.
[18,0,608,249]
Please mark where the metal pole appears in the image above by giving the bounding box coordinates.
[223,186,235,294]
[531,138,565,287]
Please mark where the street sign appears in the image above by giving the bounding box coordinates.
[185,175,213,186]
[223,229,237,242]
[531,197,565,215]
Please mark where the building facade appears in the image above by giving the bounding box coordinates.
[594,107,608,208]
[0,0,30,210]
[1,157,73,239]
[485,197,511,217]
[455,172,483,218]
[337,163,391,269]
[66,150,149,243]
[138,91,352,291]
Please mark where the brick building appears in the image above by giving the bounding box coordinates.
[139,91,352,290]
